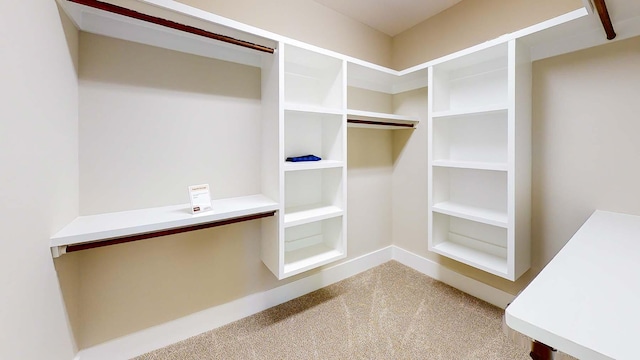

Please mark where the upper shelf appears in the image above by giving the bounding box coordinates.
[57,0,278,67]
[50,194,278,256]
[347,109,419,129]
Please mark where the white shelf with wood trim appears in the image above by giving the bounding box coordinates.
[346,109,419,129]
[50,194,278,257]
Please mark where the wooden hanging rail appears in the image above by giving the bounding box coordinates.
[347,119,415,128]
[68,0,275,53]
[592,0,616,40]
[62,210,276,254]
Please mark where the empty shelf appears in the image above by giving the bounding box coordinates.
[432,160,508,171]
[284,205,343,227]
[432,241,508,277]
[284,243,344,275]
[432,202,508,228]
[347,109,418,129]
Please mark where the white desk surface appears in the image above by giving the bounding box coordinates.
[506,210,640,360]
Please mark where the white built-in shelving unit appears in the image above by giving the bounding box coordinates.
[428,39,532,280]
[50,0,640,281]
[272,44,348,279]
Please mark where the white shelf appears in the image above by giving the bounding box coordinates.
[431,104,508,119]
[50,194,278,248]
[432,201,508,228]
[284,205,343,228]
[346,109,418,129]
[56,0,277,68]
[284,103,344,115]
[432,160,507,171]
[432,241,507,277]
[284,160,344,171]
[284,243,344,275]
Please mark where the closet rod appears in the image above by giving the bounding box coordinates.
[592,0,616,40]
[347,119,415,128]
[68,0,275,53]
[63,211,276,254]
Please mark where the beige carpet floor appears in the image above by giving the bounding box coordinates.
[134,261,530,359]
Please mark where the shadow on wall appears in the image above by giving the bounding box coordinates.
[53,220,305,349]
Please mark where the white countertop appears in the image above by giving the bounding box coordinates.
[506,210,640,360]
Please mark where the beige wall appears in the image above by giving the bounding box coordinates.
[176,0,392,67]
[392,0,582,69]
[0,2,79,359]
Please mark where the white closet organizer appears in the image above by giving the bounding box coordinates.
[428,40,532,281]
[261,43,348,279]
[51,0,624,281]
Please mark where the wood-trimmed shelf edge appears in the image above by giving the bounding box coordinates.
[51,194,278,257]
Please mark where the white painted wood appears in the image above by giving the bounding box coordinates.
[283,216,345,276]
[428,38,530,281]
[432,201,508,228]
[259,43,284,279]
[284,205,343,228]
[506,210,640,360]
[346,109,419,128]
[283,160,344,171]
[432,160,508,172]
[50,194,278,248]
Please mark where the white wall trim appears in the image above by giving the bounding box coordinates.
[391,246,515,309]
[75,245,514,359]
[75,246,393,360]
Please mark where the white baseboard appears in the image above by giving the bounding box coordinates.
[391,246,515,309]
[75,246,393,360]
[75,245,513,360]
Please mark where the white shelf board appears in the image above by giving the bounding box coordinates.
[284,103,344,115]
[57,0,277,68]
[432,160,508,172]
[432,201,508,228]
[431,104,508,119]
[347,61,428,94]
[284,243,344,275]
[284,205,343,228]
[50,194,278,247]
[284,160,344,171]
[432,241,508,277]
[347,109,418,129]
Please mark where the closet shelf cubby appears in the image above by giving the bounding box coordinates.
[50,195,279,257]
[284,160,344,172]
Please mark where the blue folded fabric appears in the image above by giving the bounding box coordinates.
[286,154,322,162]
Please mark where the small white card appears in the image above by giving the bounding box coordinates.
[188,184,213,214]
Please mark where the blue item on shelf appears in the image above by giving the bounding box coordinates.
[286,154,322,162]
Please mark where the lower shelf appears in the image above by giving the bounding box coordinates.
[283,216,345,277]
[432,241,508,278]
[284,243,344,275]
[430,212,509,278]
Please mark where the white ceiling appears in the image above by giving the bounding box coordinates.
[312,0,463,36]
